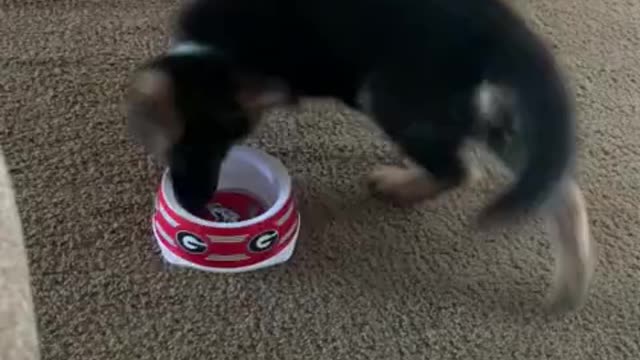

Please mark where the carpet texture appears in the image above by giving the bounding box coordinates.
[1,0,639,358]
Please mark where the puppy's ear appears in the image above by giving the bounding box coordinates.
[126,68,183,161]
[233,73,292,112]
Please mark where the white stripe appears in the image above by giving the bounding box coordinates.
[276,203,294,226]
[206,254,250,262]
[279,215,299,244]
[207,234,248,244]
[158,201,179,227]
[154,220,177,247]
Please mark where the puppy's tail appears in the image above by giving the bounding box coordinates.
[479,40,575,224]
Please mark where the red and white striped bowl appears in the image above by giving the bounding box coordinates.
[152,145,300,272]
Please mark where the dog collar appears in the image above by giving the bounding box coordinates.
[167,41,218,57]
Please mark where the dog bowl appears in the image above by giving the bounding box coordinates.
[152,145,300,273]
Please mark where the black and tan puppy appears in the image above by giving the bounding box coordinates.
[126,0,594,311]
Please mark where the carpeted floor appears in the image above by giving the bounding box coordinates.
[1,0,639,358]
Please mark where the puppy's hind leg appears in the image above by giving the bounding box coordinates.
[545,179,595,312]
[366,106,474,205]
[362,73,477,205]
[480,100,594,312]
[368,160,450,205]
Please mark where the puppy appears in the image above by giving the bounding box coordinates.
[126,0,594,311]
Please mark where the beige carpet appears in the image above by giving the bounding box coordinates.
[1,0,639,358]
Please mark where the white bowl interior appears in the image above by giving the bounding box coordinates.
[162,145,292,228]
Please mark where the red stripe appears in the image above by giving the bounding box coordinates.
[155,215,299,268]
[158,188,294,235]
[153,190,299,269]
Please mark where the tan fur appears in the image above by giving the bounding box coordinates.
[367,163,444,205]
[545,179,595,312]
[369,158,595,312]
[126,70,182,162]
[367,158,481,205]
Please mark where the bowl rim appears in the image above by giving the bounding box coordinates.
[160,145,292,229]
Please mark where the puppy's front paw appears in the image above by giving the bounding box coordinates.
[367,164,442,205]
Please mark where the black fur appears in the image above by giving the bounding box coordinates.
[135,0,575,220]
[139,54,253,215]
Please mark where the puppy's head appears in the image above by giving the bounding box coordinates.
[125,52,290,214]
